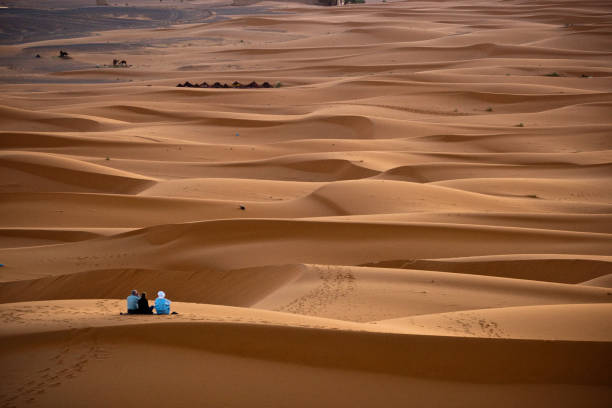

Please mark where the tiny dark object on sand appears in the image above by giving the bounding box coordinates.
[239,205,246,210]
[35,54,41,58]
[59,50,70,58]
[113,59,129,67]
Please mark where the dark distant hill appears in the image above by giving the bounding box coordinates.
[0,4,277,44]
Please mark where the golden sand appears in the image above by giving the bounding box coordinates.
[1,0,611,406]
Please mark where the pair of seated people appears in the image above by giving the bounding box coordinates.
[126,290,172,315]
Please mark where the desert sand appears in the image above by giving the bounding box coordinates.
[1,0,611,406]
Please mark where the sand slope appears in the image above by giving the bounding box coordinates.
[1,300,611,408]
[1,0,611,406]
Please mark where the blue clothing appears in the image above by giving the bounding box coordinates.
[155,298,171,315]
[126,295,139,311]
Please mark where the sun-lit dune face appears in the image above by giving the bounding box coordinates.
[1,0,612,406]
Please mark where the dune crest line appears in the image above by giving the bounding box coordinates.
[1,0,611,406]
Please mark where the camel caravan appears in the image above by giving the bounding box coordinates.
[177,81,277,89]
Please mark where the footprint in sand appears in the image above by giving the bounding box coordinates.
[280,266,356,316]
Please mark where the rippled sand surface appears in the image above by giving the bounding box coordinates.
[1,0,611,406]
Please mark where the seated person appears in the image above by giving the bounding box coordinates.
[154,291,171,315]
[138,292,154,315]
[126,290,139,314]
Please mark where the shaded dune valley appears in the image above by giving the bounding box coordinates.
[1,0,612,407]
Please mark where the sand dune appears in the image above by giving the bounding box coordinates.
[435,177,612,203]
[2,300,610,408]
[374,303,612,341]
[0,228,110,249]
[2,263,610,321]
[1,300,610,382]
[381,162,612,184]
[581,274,612,288]
[139,177,321,200]
[1,0,611,406]
[0,105,123,132]
[304,179,612,214]
[0,151,155,194]
[363,254,612,284]
[315,212,612,233]
[1,219,610,274]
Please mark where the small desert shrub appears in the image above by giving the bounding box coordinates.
[274,81,283,88]
[544,72,561,77]
[486,107,493,112]
[516,123,524,127]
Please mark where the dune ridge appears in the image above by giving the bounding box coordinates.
[4,319,610,384]
[1,0,611,406]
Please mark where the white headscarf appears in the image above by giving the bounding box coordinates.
[157,291,166,299]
